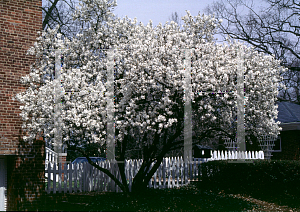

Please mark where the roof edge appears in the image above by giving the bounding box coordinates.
[279,122,300,131]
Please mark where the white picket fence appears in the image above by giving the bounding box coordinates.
[45,157,200,194]
[45,150,264,194]
[208,150,264,161]
[45,147,58,171]
[45,147,59,181]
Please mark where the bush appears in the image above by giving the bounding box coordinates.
[199,160,300,196]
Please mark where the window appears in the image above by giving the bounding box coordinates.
[273,136,282,152]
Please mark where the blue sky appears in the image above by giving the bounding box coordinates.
[113,0,214,28]
[42,0,268,44]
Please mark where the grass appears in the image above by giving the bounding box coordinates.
[212,184,300,211]
[38,181,300,211]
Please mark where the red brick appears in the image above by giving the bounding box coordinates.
[1,0,44,210]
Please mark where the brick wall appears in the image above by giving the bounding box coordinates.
[272,130,300,160]
[0,0,44,210]
[0,0,42,154]
[6,140,45,211]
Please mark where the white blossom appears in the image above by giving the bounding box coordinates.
[15,0,282,147]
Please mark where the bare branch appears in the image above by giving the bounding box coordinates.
[205,0,300,103]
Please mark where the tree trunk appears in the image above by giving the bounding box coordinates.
[131,176,149,193]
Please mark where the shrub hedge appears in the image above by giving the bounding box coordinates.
[199,160,300,196]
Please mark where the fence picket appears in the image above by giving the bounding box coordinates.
[85,162,89,192]
[185,159,188,185]
[53,163,57,194]
[117,162,121,192]
[80,163,83,192]
[113,162,116,192]
[57,163,61,193]
[189,159,192,181]
[68,164,72,193]
[85,162,88,192]
[92,164,95,191]
[157,162,162,189]
[171,157,175,188]
[167,157,170,188]
[79,163,83,192]
[115,161,120,192]
[63,163,67,193]
[87,162,90,192]
[127,160,132,192]
[74,163,78,193]
[105,160,110,192]
[107,161,111,192]
[99,162,104,192]
[96,162,100,191]
[111,161,116,192]
[192,160,196,181]
[90,163,93,192]
[162,158,166,189]
[180,157,184,186]
[47,162,51,194]
[175,158,179,187]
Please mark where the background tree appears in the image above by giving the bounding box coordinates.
[42,0,77,38]
[205,0,300,103]
[42,0,118,38]
[168,11,182,27]
[16,0,283,193]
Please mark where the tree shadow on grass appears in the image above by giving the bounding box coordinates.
[40,184,260,211]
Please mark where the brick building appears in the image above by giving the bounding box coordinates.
[0,0,45,210]
[272,101,300,160]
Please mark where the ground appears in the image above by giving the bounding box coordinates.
[38,182,300,211]
[220,193,298,211]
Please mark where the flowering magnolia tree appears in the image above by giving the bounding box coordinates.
[15,0,284,193]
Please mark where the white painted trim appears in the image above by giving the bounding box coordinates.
[0,156,7,211]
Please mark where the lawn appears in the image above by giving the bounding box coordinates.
[38,181,300,211]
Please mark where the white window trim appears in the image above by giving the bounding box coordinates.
[273,136,282,152]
